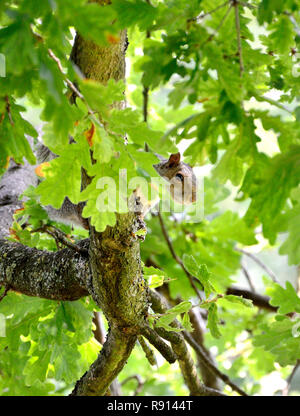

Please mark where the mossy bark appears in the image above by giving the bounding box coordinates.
[0,239,89,301]
[69,1,149,395]
[0,0,224,397]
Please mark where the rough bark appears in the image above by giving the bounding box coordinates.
[68,1,149,395]
[0,159,38,238]
[0,0,227,397]
[0,239,89,301]
[72,213,149,395]
[149,290,226,396]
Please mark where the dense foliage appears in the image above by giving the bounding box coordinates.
[0,0,300,396]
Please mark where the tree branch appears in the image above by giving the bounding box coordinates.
[121,375,144,396]
[236,247,279,283]
[149,289,227,396]
[140,325,177,364]
[253,93,294,116]
[233,0,244,76]
[182,329,248,396]
[137,335,157,366]
[150,289,249,396]
[33,224,88,255]
[241,263,256,292]
[282,360,300,396]
[188,307,221,390]
[188,1,230,23]
[71,329,137,396]
[157,212,203,300]
[0,239,90,301]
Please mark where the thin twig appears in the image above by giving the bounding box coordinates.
[238,1,257,10]
[282,360,300,396]
[233,1,244,76]
[140,324,177,363]
[138,335,157,366]
[33,225,89,255]
[204,4,233,44]
[143,86,149,124]
[48,49,85,101]
[4,96,14,126]
[157,211,203,301]
[239,249,277,283]
[121,375,144,396]
[188,1,230,22]
[235,248,278,283]
[47,47,104,129]
[195,294,224,308]
[253,93,294,115]
[241,263,256,292]
[150,290,237,396]
[284,11,300,37]
[182,331,248,396]
[189,307,221,390]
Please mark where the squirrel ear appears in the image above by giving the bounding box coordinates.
[167,152,181,167]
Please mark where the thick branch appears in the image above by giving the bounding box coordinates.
[71,329,137,396]
[150,289,226,396]
[140,325,177,364]
[0,239,89,301]
[150,289,249,396]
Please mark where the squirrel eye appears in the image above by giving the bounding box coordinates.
[175,173,184,182]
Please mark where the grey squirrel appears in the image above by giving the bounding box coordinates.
[36,144,197,229]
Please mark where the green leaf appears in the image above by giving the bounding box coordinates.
[254,317,300,366]
[182,311,193,332]
[182,254,216,297]
[223,295,253,308]
[36,138,92,208]
[79,78,125,118]
[266,281,300,314]
[269,16,294,55]
[24,350,51,386]
[112,0,157,30]
[242,146,300,243]
[79,172,117,232]
[279,205,300,265]
[155,301,192,330]
[213,139,244,186]
[207,211,257,246]
[207,303,221,339]
[143,266,166,289]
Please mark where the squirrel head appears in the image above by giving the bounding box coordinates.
[153,153,197,204]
